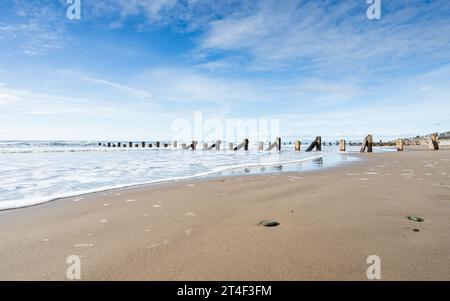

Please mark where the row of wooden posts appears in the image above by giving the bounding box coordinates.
[99,134,440,152]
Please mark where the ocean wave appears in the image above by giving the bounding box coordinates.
[0,153,329,211]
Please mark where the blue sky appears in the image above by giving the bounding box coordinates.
[0,0,449,141]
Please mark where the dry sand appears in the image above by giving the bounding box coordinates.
[0,147,449,280]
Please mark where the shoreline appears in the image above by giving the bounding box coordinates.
[0,151,357,211]
[0,147,449,280]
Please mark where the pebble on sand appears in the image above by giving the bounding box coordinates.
[260,220,280,227]
[407,216,425,223]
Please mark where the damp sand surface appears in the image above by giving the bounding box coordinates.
[0,147,449,280]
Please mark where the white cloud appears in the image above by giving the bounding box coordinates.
[82,77,153,98]
[195,1,450,76]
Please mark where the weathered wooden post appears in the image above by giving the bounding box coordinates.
[229,142,234,151]
[117,142,121,147]
[203,143,208,150]
[191,140,198,150]
[149,143,152,148]
[142,141,146,148]
[428,133,439,150]
[207,140,222,150]
[295,140,301,151]
[396,138,404,151]
[164,143,168,148]
[129,142,132,148]
[360,135,373,153]
[107,142,111,147]
[258,142,264,151]
[155,141,160,148]
[339,139,346,152]
[265,137,281,151]
[173,141,177,148]
[182,143,186,149]
[233,139,249,151]
[306,136,321,152]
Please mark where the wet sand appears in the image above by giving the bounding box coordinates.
[0,147,449,280]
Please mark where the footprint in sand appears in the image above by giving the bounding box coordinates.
[359,178,368,181]
[153,205,161,208]
[126,199,137,202]
[73,243,94,248]
[185,212,196,217]
[146,239,169,249]
[73,197,83,202]
[103,203,110,207]
[145,229,151,232]
[42,238,50,242]
[186,184,196,187]
[365,172,380,175]
[346,173,359,176]
[99,219,108,223]
[185,228,193,235]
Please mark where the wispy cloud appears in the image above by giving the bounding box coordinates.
[196,0,450,76]
[80,0,450,78]
[82,77,153,98]
[1,1,449,140]
[0,1,70,56]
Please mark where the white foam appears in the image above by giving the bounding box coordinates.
[0,143,363,211]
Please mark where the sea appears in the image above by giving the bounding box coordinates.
[0,140,394,210]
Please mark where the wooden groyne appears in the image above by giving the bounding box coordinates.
[97,132,442,152]
[360,135,373,153]
[306,136,321,152]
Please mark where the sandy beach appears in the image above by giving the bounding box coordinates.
[0,147,449,280]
